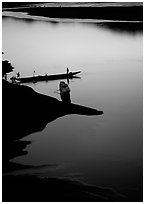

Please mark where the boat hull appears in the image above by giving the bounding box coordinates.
[16,71,81,83]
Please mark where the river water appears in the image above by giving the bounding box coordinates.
[2,13,143,198]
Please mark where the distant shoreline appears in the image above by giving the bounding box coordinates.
[3,11,143,23]
[2,3,143,22]
[3,9,143,34]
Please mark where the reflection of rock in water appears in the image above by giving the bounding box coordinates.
[3,140,31,172]
[3,174,126,202]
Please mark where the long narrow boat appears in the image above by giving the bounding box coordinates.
[16,71,81,83]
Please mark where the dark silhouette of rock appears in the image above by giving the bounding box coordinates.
[3,80,127,203]
[2,79,103,168]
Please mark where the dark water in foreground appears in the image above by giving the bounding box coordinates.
[2,13,143,199]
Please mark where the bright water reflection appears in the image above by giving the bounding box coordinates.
[2,16,142,192]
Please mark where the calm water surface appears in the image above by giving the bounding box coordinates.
[2,15,143,194]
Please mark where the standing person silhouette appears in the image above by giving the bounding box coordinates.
[67,68,69,75]
[17,72,20,78]
[66,68,69,84]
